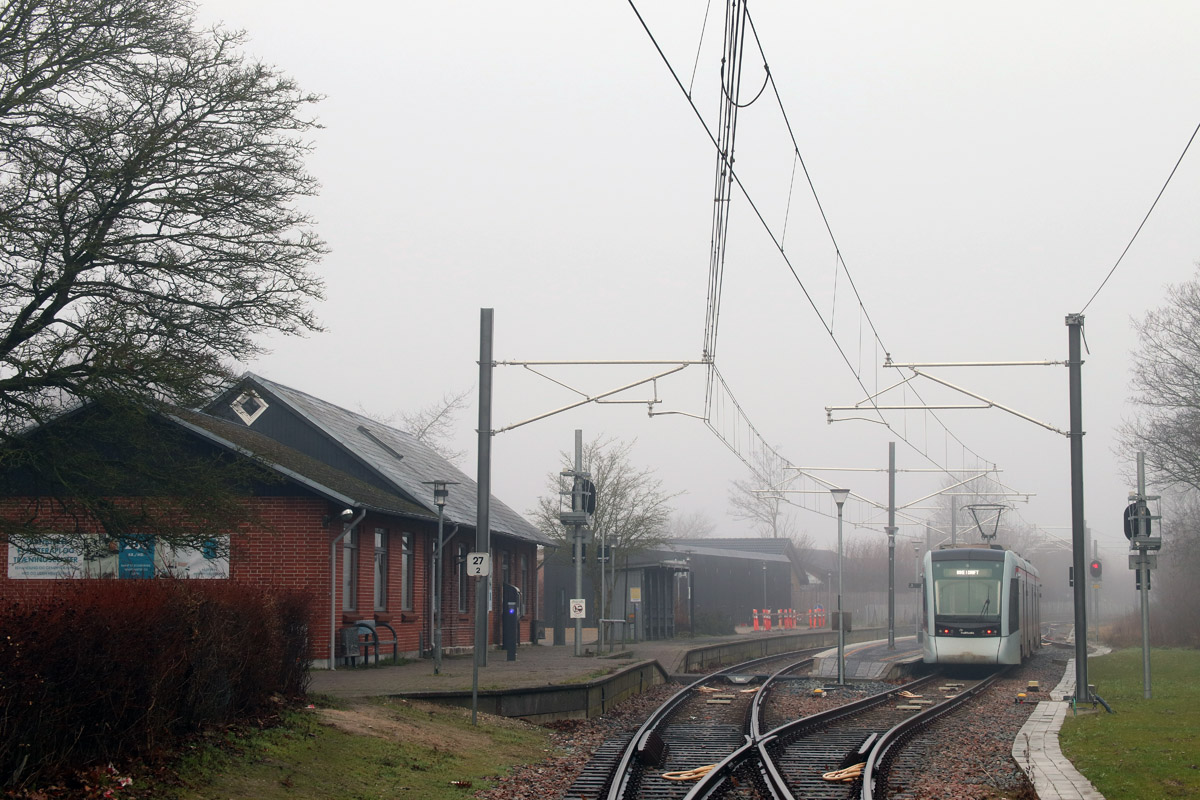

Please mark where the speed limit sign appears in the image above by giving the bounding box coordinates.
[467,552,490,577]
[569,599,586,619]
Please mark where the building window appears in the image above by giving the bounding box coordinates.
[519,553,528,616]
[401,532,413,611]
[374,528,388,611]
[501,550,511,586]
[230,390,269,425]
[457,543,469,613]
[342,528,357,611]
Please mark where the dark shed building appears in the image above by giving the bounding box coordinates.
[542,537,815,641]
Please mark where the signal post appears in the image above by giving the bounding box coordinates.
[1127,452,1162,699]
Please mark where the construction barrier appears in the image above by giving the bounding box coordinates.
[752,608,809,631]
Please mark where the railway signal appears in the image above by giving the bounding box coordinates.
[1089,559,1102,579]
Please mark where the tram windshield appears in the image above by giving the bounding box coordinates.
[932,560,1002,622]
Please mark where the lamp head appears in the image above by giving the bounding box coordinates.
[830,488,850,508]
[323,507,357,527]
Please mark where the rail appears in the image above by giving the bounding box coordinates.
[860,668,1008,800]
[605,648,823,800]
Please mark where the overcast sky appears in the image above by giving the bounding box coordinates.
[195,1,1200,564]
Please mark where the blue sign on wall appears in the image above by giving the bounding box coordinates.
[118,536,155,579]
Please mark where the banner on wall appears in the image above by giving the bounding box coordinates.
[5,534,89,579]
[7,535,229,580]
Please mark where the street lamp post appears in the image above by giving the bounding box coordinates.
[427,480,452,675]
[762,562,767,611]
[913,542,922,642]
[830,488,850,685]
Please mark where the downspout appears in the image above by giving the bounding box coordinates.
[431,523,460,658]
[329,508,367,670]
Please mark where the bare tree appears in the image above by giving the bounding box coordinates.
[727,448,797,539]
[0,0,324,436]
[0,0,322,551]
[361,387,472,465]
[1153,490,1200,647]
[530,435,679,616]
[1122,268,1200,492]
[666,509,717,539]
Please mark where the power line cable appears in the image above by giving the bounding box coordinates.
[1080,120,1200,313]
[687,0,716,99]
[628,0,1004,499]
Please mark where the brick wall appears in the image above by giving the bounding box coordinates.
[2,498,543,667]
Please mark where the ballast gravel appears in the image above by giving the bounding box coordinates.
[473,648,1074,800]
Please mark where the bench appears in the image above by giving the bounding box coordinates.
[338,621,399,667]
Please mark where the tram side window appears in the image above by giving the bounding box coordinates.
[922,579,927,628]
[1008,577,1020,634]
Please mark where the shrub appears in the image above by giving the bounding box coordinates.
[692,609,736,636]
[0,579,312,788]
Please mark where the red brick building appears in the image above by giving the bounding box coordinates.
[1,373,551,668]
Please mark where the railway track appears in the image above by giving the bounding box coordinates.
[686,672,943,800]
[568,625,1070,800]
[563,648,823,800]
[571,649,1024,800]
[860,670,1009,800]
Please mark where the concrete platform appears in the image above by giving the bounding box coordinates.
[811,635,926,681]
[309,633,737,699]
[1013,655,1110,800]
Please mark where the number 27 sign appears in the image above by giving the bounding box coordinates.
[467,552,490,577]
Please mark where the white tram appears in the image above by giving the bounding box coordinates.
[921,545,1041,665]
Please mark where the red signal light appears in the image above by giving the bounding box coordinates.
[1089,560,1102,578]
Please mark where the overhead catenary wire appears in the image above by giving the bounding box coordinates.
[686,0,716,99]
[1080,119,1200,314]
[627,0,1012,514]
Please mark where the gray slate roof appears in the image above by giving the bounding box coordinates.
[672,537,796,556]
[234,373,551,546]
[170,409,432,519]
[660,541,792,563]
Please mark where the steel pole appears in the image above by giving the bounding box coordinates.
[951,495,957,546]
[887,441,896,650]
[472,308,494,724]
[573,429,584,657]
[1066,313,1089,702]
[837,504,845,685]
[1137,452,1151,699]
[434,503,444,674]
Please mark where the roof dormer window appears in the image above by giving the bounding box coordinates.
[231,391,268,426]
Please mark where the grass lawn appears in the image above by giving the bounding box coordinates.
[1059,648,1200,799]
[165,696,554,800]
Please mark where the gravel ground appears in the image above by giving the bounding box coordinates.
[473,681,678,800]
[473,649,1073,800]
[893,648,1069,800]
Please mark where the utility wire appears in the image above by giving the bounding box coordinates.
[1080,120,1200,314]
[742,5,998,469]
[628,0,1001,488]
[687,0,716,99]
